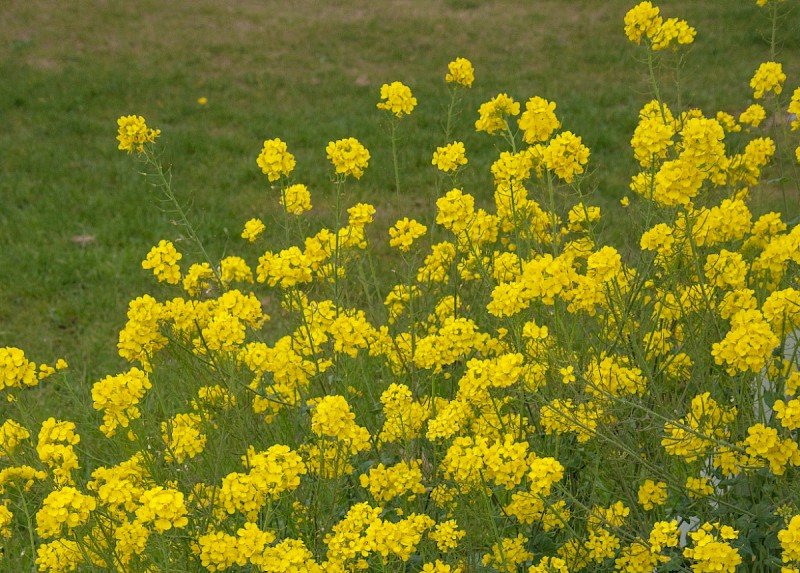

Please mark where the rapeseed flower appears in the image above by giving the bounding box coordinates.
[789,87,800,130]
[624,2,662,44]
[683,523,742,573]
[142,239,182,284]
[518,96,560,143]
[326,137,370,179]
[779,515,800,563]
[446,57,475,87]
[116,114,160,153]
[542,131,590,183]
[751,61,786,99]
[377,81,417,117]
[257,138,296,181]
[432,141,468,172]
[475,93,520,135]
[389,217,427,252]
[242,218,266,242]
[135,486,189,532]
[637,479,668,509]
[740,103,766,128]
[281,183,312,215]
[35,486,96,539]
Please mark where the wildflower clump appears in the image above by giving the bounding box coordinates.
[7,5,800,571]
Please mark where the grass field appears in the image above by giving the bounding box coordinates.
[4,2,800,572]
[2,0,799,380]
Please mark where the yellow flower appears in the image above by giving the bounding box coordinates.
[475,93,520,135]
[740,103,766,128]
[257,138,295,181]
[135,486,189,532]
[518,96,561,143]
[326,137,370,179]
[242,218,266,242]
[281,183,312,215]
[429,520,466,552]
[446,57,475,87]
[142,239,182,284]
[789,87,800,130]
[35,486,96,539]
[624,2,662,44]
[751,61,786,98]
[637,479,668,510]
[116,114,160,153]
[432,141,468,172]
[779,515,800,563]
[377,81,417,117]
[389,217,427,252]
[683,523,742,573]
[542,131,590,183]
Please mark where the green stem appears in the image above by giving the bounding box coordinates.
[143,146,223,288]
[391,120,401,199]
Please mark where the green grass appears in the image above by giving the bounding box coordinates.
[1,0,799,381]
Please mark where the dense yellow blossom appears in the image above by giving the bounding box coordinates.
[683,523,742,573]
[637,479,667,510]
[475,93,520,135]
[446,57,475,87]
[242,217,266,242]
[432,141,468,172]
[542,131,590,183]
[257,137,296,181]
[281,183,312,215]
[142,239,182,284]
[377,81,417,117]
[518,96,560,144]
[389,217,427,252]
[751,61,786,99]
[326,137,370,179]
[116,114,160,153]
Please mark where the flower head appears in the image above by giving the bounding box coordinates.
[475,93,520,135]
[432,141,468,172]
[751,61,786,99]
[281,183,312,215]
[242,218,266,242]
[446,57,475,87]
[377,81,417,117]
[257,138,296,182]
[389,218,427,252]
[116,115,160,153]
[326,137,370,179]
[518,96,561,144]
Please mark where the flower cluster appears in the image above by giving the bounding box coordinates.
[116,114,160,153]
[7,9,800,573]
[377,81,417,117]
[445,57,475,88]
[257,138,296,182]
[142,239,183,284]
[432,141,468,172]
[326,137,370,179]
[624,2,695,50]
